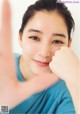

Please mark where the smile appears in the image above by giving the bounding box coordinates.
[33,60,49,67]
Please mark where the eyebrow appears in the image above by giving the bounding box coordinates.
[53,33,66,38]
[28,29,66,38]
[28,29,43,34]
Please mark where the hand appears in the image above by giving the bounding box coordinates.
[49,46,80,114]
[0,0,59,110]
[49,46,79,82]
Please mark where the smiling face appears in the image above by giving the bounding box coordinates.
[19,11,72,79]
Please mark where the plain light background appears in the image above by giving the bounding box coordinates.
[0,0,80,58]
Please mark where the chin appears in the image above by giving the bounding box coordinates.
[30,61,51,75]
[31,66,51,75]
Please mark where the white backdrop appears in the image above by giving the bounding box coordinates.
[0,0,80,58]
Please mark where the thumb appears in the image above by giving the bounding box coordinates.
[17,73,59,104]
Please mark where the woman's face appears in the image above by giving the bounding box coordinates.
[19,11,71,76]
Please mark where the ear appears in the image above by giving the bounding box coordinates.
[18,32,23,48]
[68,38,72,48]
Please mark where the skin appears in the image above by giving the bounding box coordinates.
[49,47,79,114]
[19,11,71,80]
[19,11,79,114]
[0,0,59,110]
[0,1,79,113]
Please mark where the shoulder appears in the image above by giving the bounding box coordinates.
[47,79,68,91]
[14,53,25,81]
[45,80,75,113]
[14,53,21,65]
[14,53,21,60]
[46,79,71,98]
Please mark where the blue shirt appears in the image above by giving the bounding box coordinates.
[10,53,75,114]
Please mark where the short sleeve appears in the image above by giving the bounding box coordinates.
[55,89,75,114]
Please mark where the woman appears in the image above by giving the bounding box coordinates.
[0,0,79,113]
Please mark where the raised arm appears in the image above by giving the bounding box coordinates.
[0,0,59,110]
[49,46,80,114]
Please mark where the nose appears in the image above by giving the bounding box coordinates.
[38,44,51,59]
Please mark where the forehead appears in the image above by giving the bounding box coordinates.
[24,10,68,37]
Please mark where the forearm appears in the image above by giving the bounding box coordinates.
[65,80,79,114]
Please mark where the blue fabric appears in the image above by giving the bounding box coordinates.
[10,53,75,114]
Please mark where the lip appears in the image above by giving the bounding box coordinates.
[33,60,49,67]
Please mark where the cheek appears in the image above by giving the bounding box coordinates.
[51,43,68,56]
[22,41,37,57]
[64,38,69,46]
[51,46,62,56]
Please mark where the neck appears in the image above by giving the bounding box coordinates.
[19,56,36,80]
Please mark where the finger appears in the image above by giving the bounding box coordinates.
[0,0,12,56]
[60,46,73,54]
[0,0,16,80]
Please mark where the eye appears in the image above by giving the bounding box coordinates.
[29,36,40,41]
[52,40,64,44]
